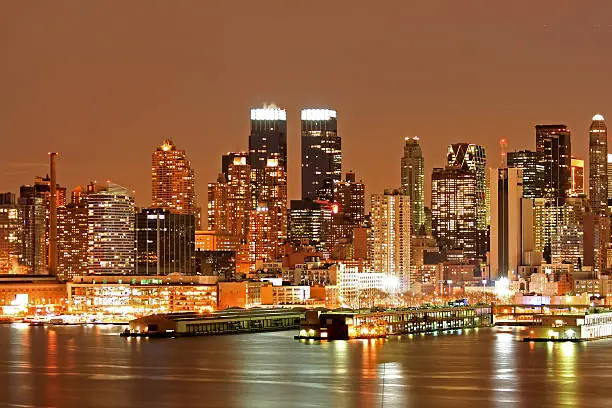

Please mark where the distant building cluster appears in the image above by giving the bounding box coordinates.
[1,107,612,314]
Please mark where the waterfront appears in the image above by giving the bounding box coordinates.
[0,326,611,407]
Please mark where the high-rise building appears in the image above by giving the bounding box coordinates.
[226,156,252,241]
[401,137,425,233]
[152,139,197,216]
[589,114,608,215]
[207,174,229,233]
[0,193,21,274]
[221,152,248,181]
[489,167,529,279]
[570,157,585,197]
[371,189,411,291]
[608,154,612,200]
[301,108,341,201]
[431,167,478,260]
[258,157,288,259]
[327,172,366,257]
[249,105,287,201]
[135,208,195,275]
[86,182,135,275]
[446,143,487,256]
[535,125,571,201]
[288,199,332,256]
[247,205,274,264]
[57,202,88,281]
[507,150,545,199]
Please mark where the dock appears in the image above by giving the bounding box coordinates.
[121,308,305,338]
[296,306,493,340]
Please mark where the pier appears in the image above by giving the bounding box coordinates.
[297,306,493,340]
[122,308,305,338]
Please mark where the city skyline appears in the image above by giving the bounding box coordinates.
[2,2,612,208]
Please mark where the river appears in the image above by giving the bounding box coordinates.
[0,324,610,407]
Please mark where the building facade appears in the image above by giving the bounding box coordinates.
[152,139,197,217]
[86,183,135,275]
[507,150,544,199]
[135,208,195,275]
[371,190,411,291]
[401,137,425,234]
[431,167,478,260]
[301,109,341,201]
[535,125,571,201]
[589,114,608,215]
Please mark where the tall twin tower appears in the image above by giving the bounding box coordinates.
[249,105,341,202]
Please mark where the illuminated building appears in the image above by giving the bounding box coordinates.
[301,108,341,201]
[68,275,218,316]
[447,143,488,255]
[489,167,532,280]
[221,151,249,183]
[288,199,333,256]
[550,198,587,270]
[207,173,229,233]
[218,281,266,309]
[570,157,585,197]
[533,198,561,262]
[334,171,365,226]
[151,139,197,219]
[337,266,386,309]
[57,203,88,281]
[258,157,288,259]
[86,182,135,275]
[0,193,21,274]
[507,150,544,198]
[535,124,571,201]
[431,167,477,260]
[0,275,66,314]
[249,105,287,202]
[19,176,66,274]
[589,114,608,215]
[226,156,252,240]
[135,208,195,275]
[608,154,612,200]
[248,205,274,264]
[328,172,365,255]
[401,137,425,233]
[18,195,46,274]
[371,189,411,291]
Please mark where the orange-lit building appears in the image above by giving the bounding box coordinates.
[152,139,197,218]
[218,281,266,309]
[570,157,585,197]
[0,276,67,314]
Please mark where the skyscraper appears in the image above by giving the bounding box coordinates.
[535,125,571,201]
[431,167,477,260]
[301,108,341,201]
[447,143,487,256]
[371,190,411,292]
[57,202,88,281]
[608,154,612,200]
[328,172,366,256]
[152,139,197,216]
[207,174,229,233]
[489,167,525,279]
[288,199,332,255]
[249,105,287,193]
[135,208,195,275]
[86,182,135,275]
[248,157,288,263]
[226,156,252,241]
[589,114,608,215]
[0,193,21,274]
[507,150,545,198]
[401,137,425,234]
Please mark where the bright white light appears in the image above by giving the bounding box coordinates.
[251,107,287,121]
[233,157,247,166]
[301,109,337,121]
[266,158,278,167]
[592,113,605,121]
[608,154,612,164]
[494,277,512,299]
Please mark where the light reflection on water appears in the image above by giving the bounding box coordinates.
[0,325,611,408]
